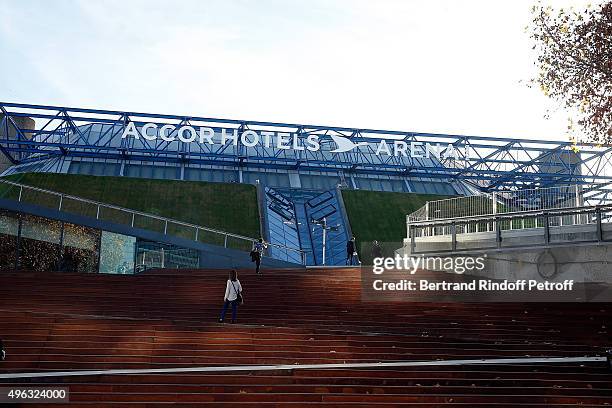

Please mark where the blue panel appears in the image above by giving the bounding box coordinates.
[264,188,350,266]
[263,187,302,264]
[304,190,349,266]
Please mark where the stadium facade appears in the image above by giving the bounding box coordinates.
[1,102,612,268]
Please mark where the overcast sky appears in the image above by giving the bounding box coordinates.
[0,0,597,140]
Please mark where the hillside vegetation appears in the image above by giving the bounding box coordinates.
[2,173,261,238]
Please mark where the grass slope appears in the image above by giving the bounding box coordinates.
[3,173,260,238]
[341,189,454,259]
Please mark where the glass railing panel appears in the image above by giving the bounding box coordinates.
[133,213,165,233]
[197,229,226,247]
[60,196,98,218]
[20,188,61,210]
[166,221,197,241]
[97,205,133,226]
[225,235,253,252]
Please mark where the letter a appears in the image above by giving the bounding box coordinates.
[376,140,391,155]
[121,122,140,139]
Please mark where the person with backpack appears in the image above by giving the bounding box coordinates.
[251,238,268,276]
[218,269,243,324]
[346,236,357,265]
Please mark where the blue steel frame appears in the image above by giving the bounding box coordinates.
[1,102,612,199]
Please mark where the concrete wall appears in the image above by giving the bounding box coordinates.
[478,245,612,283]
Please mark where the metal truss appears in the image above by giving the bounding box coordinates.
[2,102,612,195]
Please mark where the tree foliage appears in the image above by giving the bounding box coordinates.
[529,2,612,143]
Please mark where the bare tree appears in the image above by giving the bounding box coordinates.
[529,2,611,143]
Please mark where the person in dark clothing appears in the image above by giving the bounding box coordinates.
[371,240,382,261]
[346,236,356,265]
[252,238,267,276]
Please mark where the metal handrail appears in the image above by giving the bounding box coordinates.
[407,184,591,223]
[407,203,612,228]
[0,178,306,263]
[407,202,611,254]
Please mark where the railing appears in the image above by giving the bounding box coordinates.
[0,179,306,265]
[408,184,588,223]
[136,247,199,270]
[406,203,612,254]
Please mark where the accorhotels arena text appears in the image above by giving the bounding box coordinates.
[121,122,467,160]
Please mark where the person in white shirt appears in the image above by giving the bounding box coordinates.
[218,269,242,324]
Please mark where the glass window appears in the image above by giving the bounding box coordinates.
[19,214,62,272]
[0,210,19,270]
[99,231,136,274]
[80,162,93,175]
[67,161,81,174]
[60,223,100,273]
[381,180,393,192]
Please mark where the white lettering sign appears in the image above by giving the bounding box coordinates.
[121,123,466,160]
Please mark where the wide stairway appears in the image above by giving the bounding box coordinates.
[0,268,611,406]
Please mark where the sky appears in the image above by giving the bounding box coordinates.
[0,0,595,141]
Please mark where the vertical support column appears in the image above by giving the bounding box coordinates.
[57,222,65,272]
[15,215,22,270]
[406,216,410,242]
[574,184,580,225]
[492,192,497,232]
[451,222,457,252]
[543,212,550,244]
[254,182,269,244]
[322,217,327,266]
[596,206,603,242]
[496,217,502,249]
[96,228,103,274]
[336,185,355,248]
[575,184,581,205]
[425,202,430,236]
[130,229,139,272]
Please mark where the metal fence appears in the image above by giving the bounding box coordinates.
[407,203,612,255]
[0,179,306,264]
[408,184,587,224]
[136,247,200,271]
